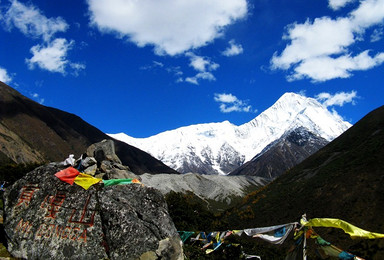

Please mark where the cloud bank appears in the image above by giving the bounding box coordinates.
[87,0,248,56]
[271,0,384,82]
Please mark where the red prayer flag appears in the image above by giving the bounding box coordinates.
[55,167,80,185]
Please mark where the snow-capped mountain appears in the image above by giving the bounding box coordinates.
[109,92,352,175]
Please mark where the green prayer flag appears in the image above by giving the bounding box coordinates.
[102,178,140,187]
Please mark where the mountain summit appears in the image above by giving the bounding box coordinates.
[110,92,351,175]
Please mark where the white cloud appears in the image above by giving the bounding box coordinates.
[185,77,198,85]
[140,61,184,82]
[289,51,384,82]
[186,52,219,72]
[185,72,216,85]
[214,93,255,113]
[371,27,383,41]
[69,63,86,77]
[166,66,184,83]
[140,61,164,70]
[222,39,244,56]
[0,67,12,84]
[328,0,357,10]
[1,0,84,75]
[166,66,183,76]
[196,72,216,81]
[271,17,355,70]
[153,61,164,68]
[183,52,219,85]
[26,38,85,75]
[31,92,45,104]
[214,93,237,103]
[271,0,384,82]
[86,0,248,56]
[315,91,358,107]
[3,0,68,42]
[350,0,384,28]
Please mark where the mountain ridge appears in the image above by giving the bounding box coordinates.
[229,126,329,178]
[110,92,351,175]
[0,81,178,175]
[224,103,384,230]
[220,105,384,259]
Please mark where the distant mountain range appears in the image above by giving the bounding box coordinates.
[0,81,178,175]
[110,92,351,176]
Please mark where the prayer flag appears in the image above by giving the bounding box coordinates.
[55,167,80,185]
[244,223,297,244]
[74,173,102,190]
[304,218,384,239]
[102,178,141,187]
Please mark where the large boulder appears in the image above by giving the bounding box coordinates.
[3,163,183,259]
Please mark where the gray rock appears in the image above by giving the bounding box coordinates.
[98,185,182,260]
[85,140,140,180]
[87,139,123,165]
[3,163,183,259]
[100,160,140,181]
[81,157,97,168]
[100,160,113,173]
[106,168,140,180]
[83,164,98,176]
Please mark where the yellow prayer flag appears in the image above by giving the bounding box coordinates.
[215,232,220,241]
[304,218,384,239]
[74,173,102,190]
[232,230,244,235]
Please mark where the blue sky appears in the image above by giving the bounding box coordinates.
[0,0,383,138]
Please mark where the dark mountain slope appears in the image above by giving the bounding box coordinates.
[222,105,384,258]
[0,82,178,174]
[229,127,329,179]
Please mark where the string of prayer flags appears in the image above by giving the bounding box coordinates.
[102,178,141,187]
[179,216,384,258]
[55,167,142,190]
[303,218,384,239]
